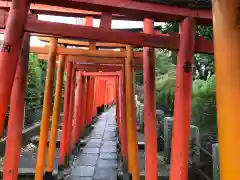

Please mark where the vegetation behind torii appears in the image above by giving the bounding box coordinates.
[135,22,217,145]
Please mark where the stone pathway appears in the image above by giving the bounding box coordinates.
[66,107,118,180]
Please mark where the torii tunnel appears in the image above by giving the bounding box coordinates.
[0,0,238,180]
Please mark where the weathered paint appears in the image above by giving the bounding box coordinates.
[3,33,30,180]
[170,17,196,180]
[0,0,29,138]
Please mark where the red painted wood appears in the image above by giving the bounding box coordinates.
[120,68,128,159]
[85,77,94,125]
[73,71,83,144]
[0,0,29,138]
[100,12,112,29]
[74,64,122,71]
[82,77,89,125]
[86,77,91,125]
[24,18,213,53]
[28,0,212,24]
[85,16,93,26]
[0,1,130,20]
[3,33,30,180]
[92,78,98,116]
[25,18,178,49]
[170,17,196,180]
[143,18,157,180]
[67,69,76,152]
[90,77,96,119]
[82,72,120,76]
[80,76,86,128]
[60,61,73,165]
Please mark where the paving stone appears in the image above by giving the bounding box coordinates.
[103,135,117,141]
[104,131,116,137]
[67,106,118,180]
[91,131,104,135]
[100,153,117,160]
[64,176,93,180]
[93,168,117,180]
[102,141,117,146]
[73,154,99,166]
[105,129,116,132]
[71,166,95,177]
[86,142,102,148]
[82,148,100,154]
[97,159,118,168]
[90,134,103,139]
[100,145,117,153]
[12,151,59,176]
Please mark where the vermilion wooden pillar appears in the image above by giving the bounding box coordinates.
[3,33,30,180]
[67,69,76,152]
[116,76,120,126]
[89,77,95,122]
[87,77,94,124]
[170,17,196,180]
[105,81,109,106]
[125,45,140,180]
[212,1,240,179]
[116,75,125,158]
[82,77,89,127]
[143,18,158,180]
[73,71,83,144]
[85,76,91,125]
[98,79,104,106]
[121,67,128,162]
[92,77,98,116]
[35,38,57,180]
[46,54,66,177]
[78,76,86,132]
[0,0,29,138]
[60,61,73,165]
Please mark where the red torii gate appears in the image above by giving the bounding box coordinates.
[0,0,237,180]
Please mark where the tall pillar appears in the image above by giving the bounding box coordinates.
[86,77,93,124]
[170,17,196,180]
[66,69,76,153]
[212,1,240,179]
[116,75,124,157]
[3,33,30,180]
[45,54,66,177]
[125,45,140,180]
[0,0,29,137]
[143,18,157,180]
[92,78,98,117]
[82,77,88,127]
[60,61,73,165]
[121,67,128,163]
[89,77,95,122]
[35,38,57,180]
[73,71,83,144]
[116,76,120,127]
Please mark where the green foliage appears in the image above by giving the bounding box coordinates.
[26,53,44,108]
[191,75,217,142]
[155,48,217,142]
[155,49,176,113]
